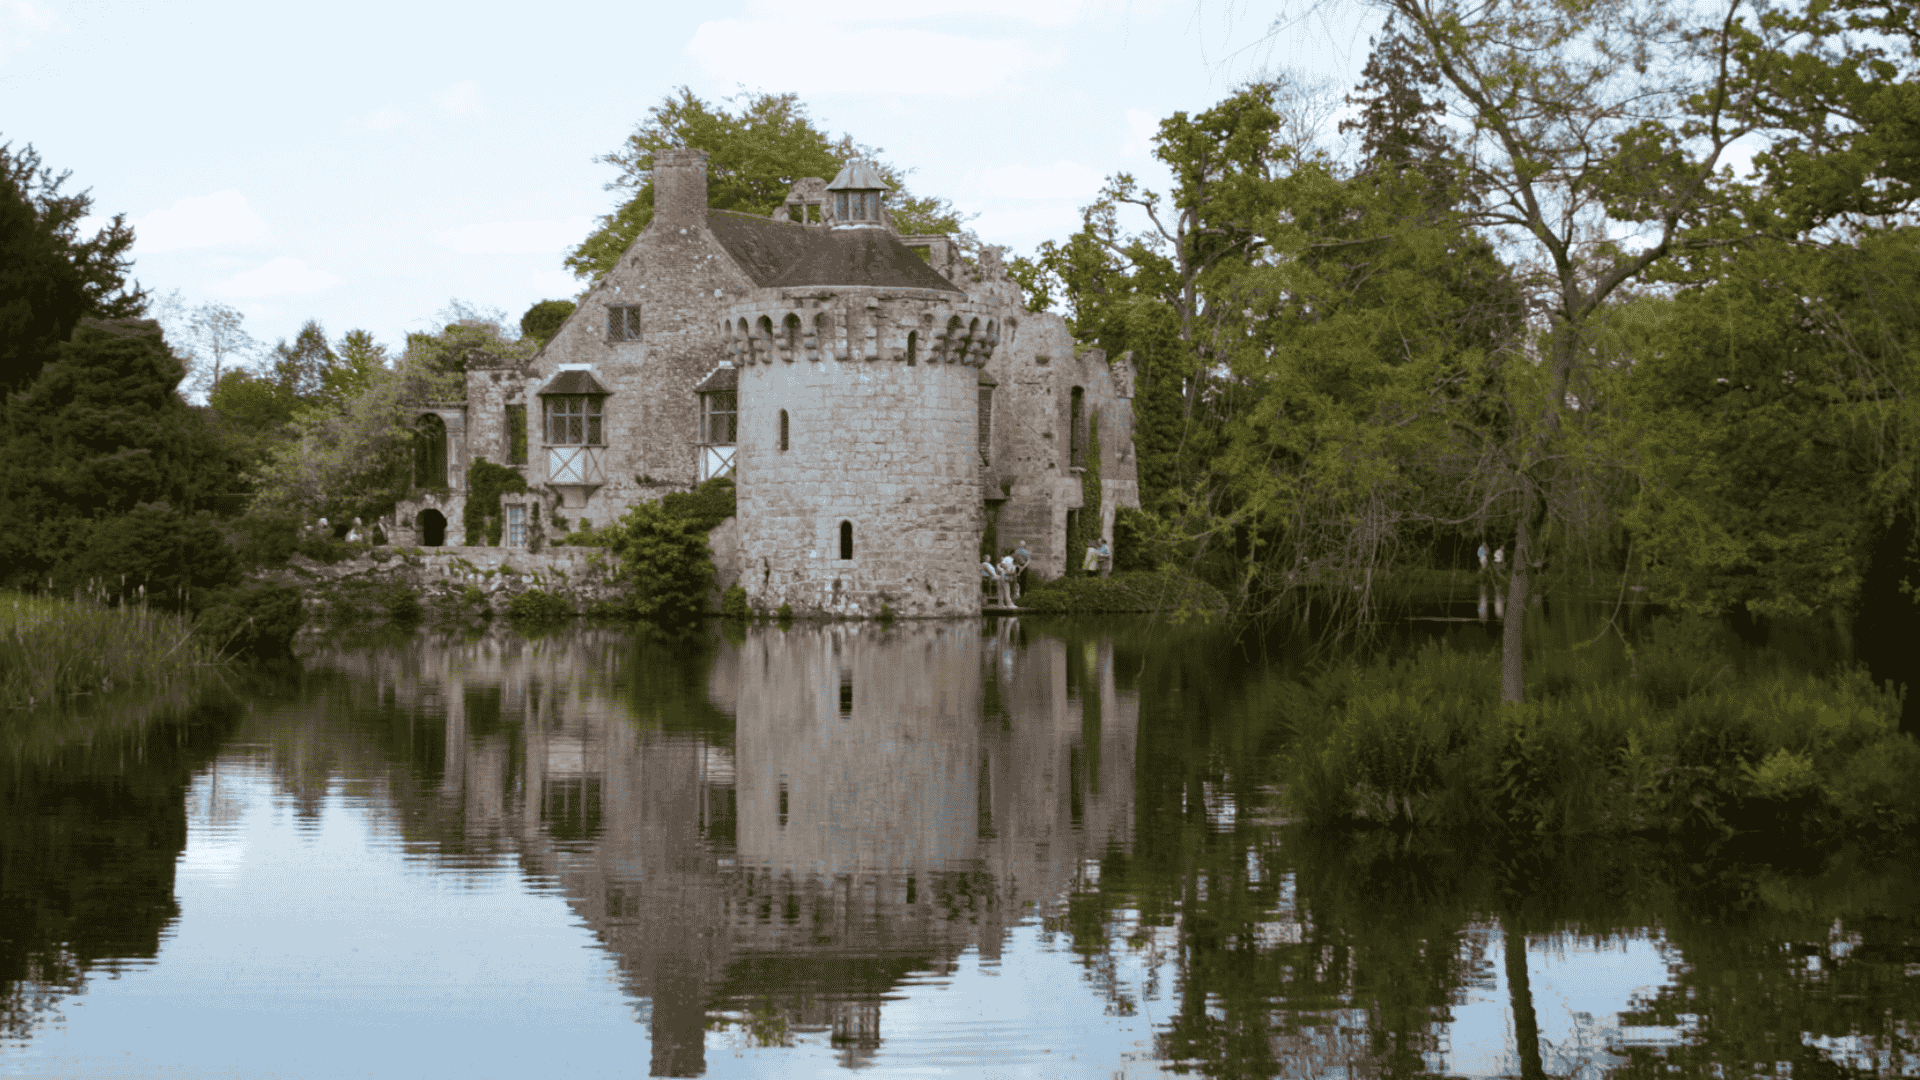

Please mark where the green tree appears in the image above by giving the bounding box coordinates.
[566,88,972,281]
[1360,0,1765,701]
[404,300,535,382]
[0,318,239,598]
[0,141,144,399]
[519,299,575,345]
[267,319,337,405]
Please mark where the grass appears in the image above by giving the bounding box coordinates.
[1,591,225,710]
[1276,615,1920,840]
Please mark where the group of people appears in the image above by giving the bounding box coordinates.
[1081,538,1112,578]
[1476,542,1505,572]
[981,541,1032,608]
[306,515,380,545]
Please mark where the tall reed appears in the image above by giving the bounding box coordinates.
[0,591,224,710]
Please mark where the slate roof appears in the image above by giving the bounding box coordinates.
[706,210,819,286]
[766,227,963,293]
[538,369,609,395]
[826,160,891,191]
[706,209,962,294]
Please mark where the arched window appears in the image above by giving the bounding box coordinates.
[784,313,801,351]
[778,409,789,451]
[839,520,854,560]
[414,413,448,489]
[1070,386,1087,467]
[906,331,917,366]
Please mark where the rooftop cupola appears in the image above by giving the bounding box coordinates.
[826,160,890,230]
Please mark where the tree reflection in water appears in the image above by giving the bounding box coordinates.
[2,617,1917,1078]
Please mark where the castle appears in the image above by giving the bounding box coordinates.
[395,149,1139,617]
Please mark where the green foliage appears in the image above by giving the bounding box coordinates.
[0,141,143,400]
[507,588,573,623]
[1018,568,1228,617]
[720,583,749,621]
[1068,413,1102,576]
[566,88,974,281]
[519,299,575,345]
[402,301,536,381]
[1622,232,1920,618]
[660,475,736,532]
[1112,507,1183,573]
[463,458,528,546]
[246,348,460,527]
[1,590,223,708]
[0,318,244,597]
[776,602,793,625]
[1277,618,1916,838]
[191,581,304,659]
[598,500,716,622]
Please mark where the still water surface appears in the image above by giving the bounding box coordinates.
[4,617,1917,1078]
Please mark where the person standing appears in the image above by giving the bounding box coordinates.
[1013,541,1031,595]
[1477,542,1489,571]
[1096,538,1112,579]
[999,551,1019,601]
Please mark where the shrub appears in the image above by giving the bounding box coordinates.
[1275,618,1915,839]
[507,588,573,623]
[721,583,749,620]
[600,501,715,622]
[193,581,305,660]
[661,475,737,532]
[777,602,793,625]
[1019,568,1228,617]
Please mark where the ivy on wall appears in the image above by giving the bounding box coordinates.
[1068,412,1102,576]
[465,458,529,545]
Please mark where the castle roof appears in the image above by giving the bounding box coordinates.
[706,209,961,294]
[826,160,890,191]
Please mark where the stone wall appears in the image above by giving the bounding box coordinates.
[733,287,989,618]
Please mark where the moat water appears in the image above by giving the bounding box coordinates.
[4,615,1917,1078]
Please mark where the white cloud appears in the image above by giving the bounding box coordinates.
[436,217,593,255]
[743,0,1096,26]
[365,106,405,131]
[0,0,62,59]
[135,191,270,253]
[213,257,338,298]
[687,20,1055,96]
[434,80,485,117]
[980,161,1106,202]
[1122,108,1159,156]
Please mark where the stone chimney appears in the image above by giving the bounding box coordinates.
[652,148,710,230]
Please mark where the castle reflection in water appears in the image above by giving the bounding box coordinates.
[304,621,1135,1075]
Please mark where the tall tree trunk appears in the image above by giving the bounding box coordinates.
[1503,922,1546,1080]
[1501,488,1533,703]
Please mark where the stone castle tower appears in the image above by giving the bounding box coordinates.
[724,162,1002,618]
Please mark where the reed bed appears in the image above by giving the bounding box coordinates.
[1,591,224,710]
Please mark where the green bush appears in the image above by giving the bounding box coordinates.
[507,588,573,623]
[1019,567,1228,617]
[600,501,715,622]
[661,475,737,532]
[193,581,305,660]
[1276,618,1916,840]
[721,583,749,620]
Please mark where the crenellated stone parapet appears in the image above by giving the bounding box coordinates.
[720,287,1002,369]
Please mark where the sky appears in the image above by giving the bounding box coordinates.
[6,0,1385,359]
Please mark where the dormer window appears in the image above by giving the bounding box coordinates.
[537,368,611,445]
[825,160,890,229]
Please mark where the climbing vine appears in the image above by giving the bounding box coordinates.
[465,458,529,545]
[1069,412,1102,576]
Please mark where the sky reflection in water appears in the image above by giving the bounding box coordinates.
[3,617,1917,1078]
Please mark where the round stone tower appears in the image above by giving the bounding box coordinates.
[723,163,1000,618]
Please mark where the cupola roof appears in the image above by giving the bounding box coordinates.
[825,160,890,191]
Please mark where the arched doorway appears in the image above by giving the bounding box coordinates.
[414,414,448,489]
[417,508,447,547]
